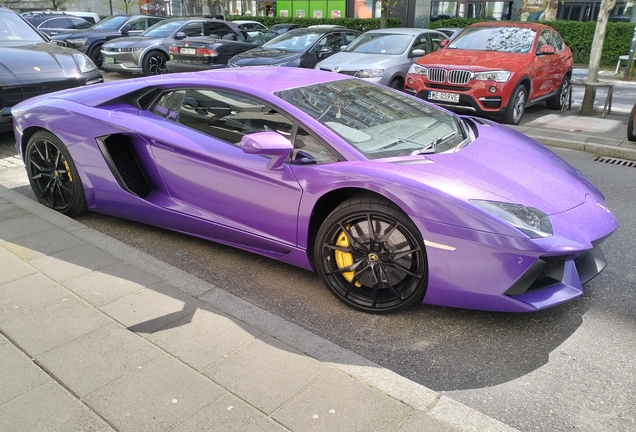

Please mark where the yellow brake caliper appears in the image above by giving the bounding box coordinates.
[334,227,361,287]
[64,160,73,182]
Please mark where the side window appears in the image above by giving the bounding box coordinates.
[149,90,185,121]
[128,18,148,31]
[413,34,432,53]
[537,30,551,52]
[72,17,93,29]
[292,127,339,164]
[47,18,71,29]
[429,34,446,52]
[548,30,564,51]
[176,89,294,145]
[343,32,358,45]
[318,33,345,52]
[203,22,234,38]
[149,18,165,28]
[181,22,204,37]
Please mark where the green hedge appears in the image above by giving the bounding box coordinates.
[226,16,402,31]
[428,18,635,67]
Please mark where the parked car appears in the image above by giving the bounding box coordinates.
[101,18,246,76]
[12,68,617,313]
[628,102,636,141]
[228,27,361,69]
[231,20,268,31]
[21,11,93,36]
[22,10,100,24]
[0,6,102,132]
[434,27,462,40]
[166,29,278,73]
[315,28,448,89]
[405,22,573,125]
[52,14,167,68]
[269,23,304,35]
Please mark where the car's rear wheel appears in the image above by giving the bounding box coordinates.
[314,195,428,313]
[546,75,570,110]
[143,51,168,75]
[25,131,87,217]
[89,43,104,69]
[389,77,404,90]
[628,102,636,142]
[502,84,527,125]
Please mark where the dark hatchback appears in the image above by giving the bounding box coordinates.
[166,29,278,73]
[227,27,361,69]
[0,6,103,132]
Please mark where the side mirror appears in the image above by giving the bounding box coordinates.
[240,131,293,170]
[538,44,555,55]
[120,24,131,35]
[410,49,426,57]
[319,46,333,57]
[174,31,187,40]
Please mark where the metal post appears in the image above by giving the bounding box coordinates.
[623,26,636,79]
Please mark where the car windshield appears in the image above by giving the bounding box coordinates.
[141,20,184,37]
[344,33,412,55]
[275,79,468,159]
[91,15,130,31]
[262,31,321,52]
[0,12,45,43]
[448,26,536,54]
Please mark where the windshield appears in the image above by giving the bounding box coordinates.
[344,33,412,55]
[141,20,184,37]
[91,15,130,31]
[448,26,536,54]
[275,79,467,159]
[262,31,321,52]
[0,12,46,43]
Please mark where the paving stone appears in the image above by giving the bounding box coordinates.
[0,244,36,284]
[0,214,54,241]
[84,355,225,432]
[0,273,68,323]
[4,227,85,259]
[0,202,29,222]
[37,323,161,398]
[203,335,329,415]
[29,243,121,282]
[397,409,462,431]
[0,344,50,406]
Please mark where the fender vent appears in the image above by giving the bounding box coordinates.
[97,134,152,198]
[593,156,636,167]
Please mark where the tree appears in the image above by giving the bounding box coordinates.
[580,0,617,115]
[379,0,399,28]
[50,0,69,10]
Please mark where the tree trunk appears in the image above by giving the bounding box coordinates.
[580,0,616,115]
[380,4,387,29]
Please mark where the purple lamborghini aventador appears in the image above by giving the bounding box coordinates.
[11,68,618,313]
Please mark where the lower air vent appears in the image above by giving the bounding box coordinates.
[97,134,152,198]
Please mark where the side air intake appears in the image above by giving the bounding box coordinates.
[96,134,153,198]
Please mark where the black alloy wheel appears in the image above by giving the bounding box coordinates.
[25,131,87,217]
[143,51,168,75]
[502,84,527,125]
[315,195,428,313]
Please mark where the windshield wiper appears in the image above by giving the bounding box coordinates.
[410,131,457,155]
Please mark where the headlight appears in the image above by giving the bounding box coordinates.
[67,38,88,47]
[472,70,511,83]
[471,200,553,238]
[356,69,383,78]
[73,53,97,73]
[107,47,142,53]
[408,63,427,75]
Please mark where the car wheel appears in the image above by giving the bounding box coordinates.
[502,84,527,125]
[628,103,636,142]
[89,43,104,69]
[546,75,570,110]
[143,51,168,76]
[25,131,87,217]
[314,195,428,313]
[388,77,403,90]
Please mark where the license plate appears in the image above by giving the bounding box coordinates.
[104,56,114,64]
[180,47,196,55]
[429,91,459,103]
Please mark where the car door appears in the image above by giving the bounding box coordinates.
[141,87,304,246]
[532,29,560,99]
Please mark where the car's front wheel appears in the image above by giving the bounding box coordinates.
[502,84,527,125]
[314,195,428,313]
[25,131,87,217]
[143,51,168,75]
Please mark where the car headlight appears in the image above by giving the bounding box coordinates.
[356,69,383,78]
[67,38,88,47]
[408,63,427,75]
[73,52,97,73]
[470,200,553,238]
[472,70,511,83]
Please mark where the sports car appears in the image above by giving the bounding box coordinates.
[11,68,618,313]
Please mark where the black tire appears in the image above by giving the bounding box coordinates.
[546,75,570,110]
[25,131,87,217]
[314,195,428,313]
[89,43,103,69]
[628,103,636,142]
[501,84,527,125]
[142,51,168,76]
[388,77,403,90]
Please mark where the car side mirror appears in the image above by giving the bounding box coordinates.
[319,46,333,57]
[174,31,188,40]
[538,44,555,55]
[120,24,131,35]
[240,132,293,170]
[410,49,426,57]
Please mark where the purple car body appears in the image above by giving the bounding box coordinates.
[11,67,618,313]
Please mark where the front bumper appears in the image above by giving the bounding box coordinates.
[102,52,143,74]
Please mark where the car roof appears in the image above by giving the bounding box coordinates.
[364,28,447,36]
[286,27,360,36]
[467,21,552,31]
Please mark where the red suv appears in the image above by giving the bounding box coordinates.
[405,22,572,125]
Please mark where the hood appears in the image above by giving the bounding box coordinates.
[104,37,164,49]
[231,48,299,66]
[52,29,116,40]
[317,52,404,70]
[418,49,530,71]
[0,44,81,84]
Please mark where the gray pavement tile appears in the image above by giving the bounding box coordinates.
[397,410,462,431]
[428,396,518,432]
[99,282,206,334]
[0,202,29,222]
[29,243,121,282]
[1,294,111,357]
[63,262,162,307]
[36,323,162,398]
[84,355,226,432]
[173,393,288,432]
[0,381,112,432]
[202,334,329,415]
[147,306,261,372]
[0,273,69,323]
[0,344,50,406]
[0,244,36,284]
[0,213,55,241]
[272,367,411,432]
[3,227,85,260]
